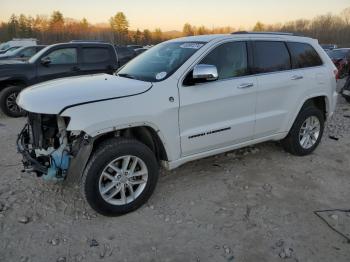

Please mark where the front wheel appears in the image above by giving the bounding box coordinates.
[281,106,324,156]
[0,86,26,117]
[82,138,159,216]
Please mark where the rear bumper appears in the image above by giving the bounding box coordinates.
[328,91,338,119]
[340,77,350,98]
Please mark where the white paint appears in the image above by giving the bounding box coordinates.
[18,33,338,169]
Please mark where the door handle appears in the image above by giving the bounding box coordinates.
[237,83,254,89]
[291,75,303,80]
[71,66,81,72]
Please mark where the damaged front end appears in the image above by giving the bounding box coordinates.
[17,113,85,182]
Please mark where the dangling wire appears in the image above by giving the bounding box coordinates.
[314,209,350,244]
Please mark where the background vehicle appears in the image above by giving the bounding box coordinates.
[327,48,350,79]
[16,33,337,216]
[0,38,37,53]
[115,46,137,66]
[321,44,338,51]
[127,44,144,50]
[134,47,148,56]
[0,46,21,55]
[0,42,118,117]
[0,45,46,61]
[341,75,350,102]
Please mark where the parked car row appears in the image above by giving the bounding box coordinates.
[0,41,151,117]
[341,75,350,102]
[321,44,338,51]
[326,48,350,79]
[0,45,46,61]
[322,45,350,103]
[0,38,38,54]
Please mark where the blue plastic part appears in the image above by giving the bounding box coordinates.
[43,149,70,182]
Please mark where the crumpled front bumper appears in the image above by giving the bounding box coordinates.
[16,124,48,175]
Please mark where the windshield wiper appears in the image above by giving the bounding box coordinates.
[117,73,137,80]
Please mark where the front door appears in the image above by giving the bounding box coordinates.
[36,47,79,82]
[179,41,257,156]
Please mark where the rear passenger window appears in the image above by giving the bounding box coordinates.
[253,41,291,73]
[287,42,323,68]
[200,41,249,80]
[82,48,110,63]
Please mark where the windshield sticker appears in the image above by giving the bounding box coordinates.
[180,43,204,49]
[156,72,167,80]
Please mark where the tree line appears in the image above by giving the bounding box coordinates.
[0,8,350,46]
[0,11,165,45]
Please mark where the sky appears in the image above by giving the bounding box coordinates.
[0,0,349,31]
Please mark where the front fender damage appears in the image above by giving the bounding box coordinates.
[17,113,94,182]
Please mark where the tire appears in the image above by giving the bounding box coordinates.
[82,138,159,216]
[0,86,26,117]
[281,105,324,156]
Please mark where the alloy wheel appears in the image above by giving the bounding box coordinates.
[98,155,148,205]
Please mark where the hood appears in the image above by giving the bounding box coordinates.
[17,74,153,114]
[0,59,27,65]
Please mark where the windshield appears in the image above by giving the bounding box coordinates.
[28,45,51,63]
[5,46,26,56]
[117,41,206,82]
[3,46,20,54]
[328,49,349,60]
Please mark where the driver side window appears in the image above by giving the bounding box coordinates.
[200,41,249,80]
[43,48,77,65]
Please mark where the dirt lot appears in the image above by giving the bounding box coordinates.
[0,82,349,262]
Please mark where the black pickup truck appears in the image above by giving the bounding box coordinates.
[0,42,119,117]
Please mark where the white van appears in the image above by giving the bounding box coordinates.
[0,38,37,52]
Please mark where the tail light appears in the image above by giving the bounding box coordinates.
[334,69,339,81]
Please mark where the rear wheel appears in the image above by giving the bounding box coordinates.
[0,86,26,117]
[82,138,159,216]
[281,105,324,156]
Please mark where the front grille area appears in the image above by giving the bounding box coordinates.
[27,113,59,150]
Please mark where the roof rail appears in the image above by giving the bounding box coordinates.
[232,31,294,36]
[70,40,107,43]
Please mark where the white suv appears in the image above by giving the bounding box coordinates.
[17,32,338,216]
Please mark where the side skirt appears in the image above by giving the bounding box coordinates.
[162,132,288,170]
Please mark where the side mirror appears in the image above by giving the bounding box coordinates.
[41,57,51,66]
[193,64,218,82]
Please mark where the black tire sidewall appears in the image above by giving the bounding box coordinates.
[0,86,25,117]
[83,139,159,216]
[289,107,325,155]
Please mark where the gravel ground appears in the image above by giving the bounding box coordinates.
[0,82,349,262]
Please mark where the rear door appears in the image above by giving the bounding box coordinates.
[79,46,116,75]
[253,41,300,138]
[36,47,79,82]
[179,41,257,156]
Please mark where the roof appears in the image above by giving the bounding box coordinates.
[332,48,350,50]
[168,33,316,44]
[49,42,113,48]
[169,34,227,43]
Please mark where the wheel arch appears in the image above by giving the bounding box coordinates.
[91,125,168,162]
[0,78,28,91]
[302,95,329,120]
[287,95,329,133]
